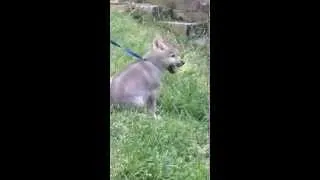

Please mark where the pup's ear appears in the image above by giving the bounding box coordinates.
[152,37,167,51]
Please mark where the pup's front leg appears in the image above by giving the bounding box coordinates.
[147,93,158,119]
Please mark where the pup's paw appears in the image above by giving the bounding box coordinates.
[153,114,162,120]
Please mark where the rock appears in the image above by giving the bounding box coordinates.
[172,9,208,22]
[132,3,173,19]
[159,21,207,38]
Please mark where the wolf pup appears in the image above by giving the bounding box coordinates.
[110,36,185,118]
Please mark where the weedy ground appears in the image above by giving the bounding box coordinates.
[110,9,209,180]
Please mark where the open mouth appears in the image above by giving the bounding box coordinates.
[167,61,185,74]
[167,65,176,73]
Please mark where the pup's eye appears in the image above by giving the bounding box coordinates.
[170,54,176,57]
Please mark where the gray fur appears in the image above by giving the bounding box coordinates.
[110,37,185,117]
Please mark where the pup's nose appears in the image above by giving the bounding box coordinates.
[180,61,185,66]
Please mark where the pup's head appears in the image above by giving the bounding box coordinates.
[149,36,185,73]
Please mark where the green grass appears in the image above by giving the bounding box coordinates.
[110,9,209,180]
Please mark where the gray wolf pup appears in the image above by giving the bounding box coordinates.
[110,36,185,118]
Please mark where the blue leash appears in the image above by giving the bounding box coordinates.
[110,40,144,60]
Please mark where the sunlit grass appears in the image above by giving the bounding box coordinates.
[110,9,209,180]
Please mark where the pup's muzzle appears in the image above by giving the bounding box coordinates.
[176,61,185,67]
[168,61,185,73]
